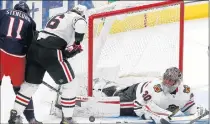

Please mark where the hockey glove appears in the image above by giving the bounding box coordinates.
[63,43,83,58]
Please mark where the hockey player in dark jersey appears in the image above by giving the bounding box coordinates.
[0,1,42,124]
[8,4,87,124]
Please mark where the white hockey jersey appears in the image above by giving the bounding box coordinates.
[38,11,87,45]
[135,79,197,116]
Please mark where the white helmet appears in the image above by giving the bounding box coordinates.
[71,4,87,17]
[162,67,183,93]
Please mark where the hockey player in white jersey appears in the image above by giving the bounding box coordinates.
[8,5,87,124]
[94,67,209,123]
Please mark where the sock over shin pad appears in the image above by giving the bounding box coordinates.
[13,82,39,115]
[13,86,35,121]
[60,80,77,117]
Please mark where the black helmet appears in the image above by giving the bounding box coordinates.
[14,1,30,15]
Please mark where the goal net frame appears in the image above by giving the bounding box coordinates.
[87,0,184,96]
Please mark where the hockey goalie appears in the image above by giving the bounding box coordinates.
[51,67,209,124]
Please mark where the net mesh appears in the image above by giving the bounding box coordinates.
[69,1,183,96]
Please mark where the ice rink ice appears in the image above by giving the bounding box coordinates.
[1,18,209,123]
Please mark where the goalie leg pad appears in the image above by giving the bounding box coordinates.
[74,96,121,117]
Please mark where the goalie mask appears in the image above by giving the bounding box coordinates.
[162,67,183,93]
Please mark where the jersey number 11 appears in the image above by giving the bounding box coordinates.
[7,17,24,39]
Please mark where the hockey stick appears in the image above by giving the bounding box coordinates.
[187,110,209,124]
[42,81,91,102]
[54,85,61,107]
[42,81,62,95]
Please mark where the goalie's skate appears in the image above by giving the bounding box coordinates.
[60,117,76,124]
[8,109,23,124]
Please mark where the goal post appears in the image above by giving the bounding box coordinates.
[87,0,184,96]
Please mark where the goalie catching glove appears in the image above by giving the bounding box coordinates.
[63,42,83,58]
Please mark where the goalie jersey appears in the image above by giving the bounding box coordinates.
[135,79,197,116]
[38,11,87,49]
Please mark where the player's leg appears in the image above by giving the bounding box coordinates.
[8,44,45,124]
[8,54,40,123]
[113,83,139,116]
[10,58,38,123]
[0,64,2,86]
[0,50,6,86]
[0,74,1,86]
[9,63,45,124]
[12,85,41,124]
[0,51,2,86]
[44,49,76,124]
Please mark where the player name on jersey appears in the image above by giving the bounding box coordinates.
[6,10,31,22]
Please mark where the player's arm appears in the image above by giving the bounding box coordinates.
[26,23,34,46]
[63,18,87,58]
[25,20,37,48]
[74,18,87,44]
[180,86,208,116]
[134,82,172,123]
[31,21,39,42]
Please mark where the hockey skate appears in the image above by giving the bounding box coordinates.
[29,118,43,124]
[60,117,76,124]
[8,109,23,124]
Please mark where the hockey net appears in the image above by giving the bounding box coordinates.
[70,0,184,97]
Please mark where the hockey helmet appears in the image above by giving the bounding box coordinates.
[162,67,183,93]
[14,1,30,15]
[71,4,87,18]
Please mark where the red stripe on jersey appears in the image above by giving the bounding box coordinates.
[183,101,194,108]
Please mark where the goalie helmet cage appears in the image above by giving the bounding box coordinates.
[87,0,184,96]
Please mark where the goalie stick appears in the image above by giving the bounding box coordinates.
[187,110,209,124]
